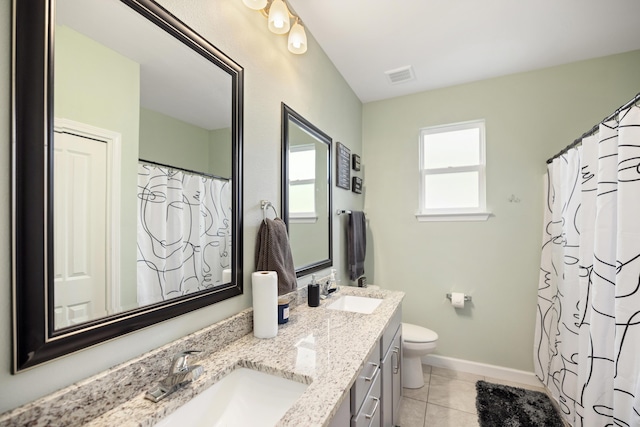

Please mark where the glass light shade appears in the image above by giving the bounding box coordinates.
[268,0,291,34]
[288,21,307,54]
[243,0,268,10]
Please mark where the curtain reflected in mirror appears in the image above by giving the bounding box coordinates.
[135,163,232,306]
[281,104,332,277]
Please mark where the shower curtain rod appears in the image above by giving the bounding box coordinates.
[546,91,640,164]
[139,158,230,181]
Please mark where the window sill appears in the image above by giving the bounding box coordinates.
[290,214,318,224]
[415,211,492,222]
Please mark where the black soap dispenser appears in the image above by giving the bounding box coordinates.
[308,274,320,307]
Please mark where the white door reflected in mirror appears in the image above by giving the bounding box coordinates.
[54,130,109,328]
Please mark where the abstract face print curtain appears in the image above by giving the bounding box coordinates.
[535,103,640,426]
[136,163,231,306]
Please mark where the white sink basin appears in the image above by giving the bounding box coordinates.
[327,295,383,314]
[154,367,308,427]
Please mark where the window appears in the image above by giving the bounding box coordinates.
[289,144,317,222]
[417,120,490,221]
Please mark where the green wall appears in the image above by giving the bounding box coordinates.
[362,49,640,371]
[3,0,638,414]
[209,127,232,178]
[54,25,140,311]
[139,107,232,177]
[0,0,362,413]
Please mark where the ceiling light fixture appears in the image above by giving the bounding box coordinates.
[242,0,308,55]
[267,0,290,34]
[287,18,307,54]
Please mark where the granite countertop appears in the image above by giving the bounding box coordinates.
[0,286,403,427]
[92,286,403,427]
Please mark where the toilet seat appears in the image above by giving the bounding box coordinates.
[402,322,438,343]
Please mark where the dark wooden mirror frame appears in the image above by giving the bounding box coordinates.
[11,0,244,372]
[281,103,333,278]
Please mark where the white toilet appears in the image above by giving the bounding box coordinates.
[402,322,438,389]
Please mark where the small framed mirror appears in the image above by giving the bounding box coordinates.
[281,104,332,277]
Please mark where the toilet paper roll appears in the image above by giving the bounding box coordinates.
[451,292,465,308]
[252,271,278,338]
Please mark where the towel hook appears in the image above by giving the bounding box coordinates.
[261,200,278,223]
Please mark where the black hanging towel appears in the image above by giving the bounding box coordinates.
[347,211,366,281]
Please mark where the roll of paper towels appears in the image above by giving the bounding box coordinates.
[451,292,465,308]
[252,271,278,338]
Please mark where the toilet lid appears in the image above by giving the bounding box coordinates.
[402,323,438,343]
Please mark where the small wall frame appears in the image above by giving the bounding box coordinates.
[352,154,361,171]
[352,176,363,194]
[336,142,351,190]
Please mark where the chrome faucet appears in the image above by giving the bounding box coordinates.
[145,350,204,403]
[317,269,339,297]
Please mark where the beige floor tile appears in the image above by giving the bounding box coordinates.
[398,366,557,427]
[427,374,478,414]
[402,370,431,402]
[424,403,480,427]
[430,366,484,383]
[398,397,427,427]
[484,376,546,393]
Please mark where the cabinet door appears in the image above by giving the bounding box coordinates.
[381,344,393,427]
[391,330,402,426]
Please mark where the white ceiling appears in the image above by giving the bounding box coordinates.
[287,0,640,103]
[57,0,232,130]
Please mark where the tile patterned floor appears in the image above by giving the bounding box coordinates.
[398,365,547,427]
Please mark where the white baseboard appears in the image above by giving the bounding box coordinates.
[422,354,542,387]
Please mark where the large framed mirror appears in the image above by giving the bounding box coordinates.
[12,0,244,371]
[281,104,332,277]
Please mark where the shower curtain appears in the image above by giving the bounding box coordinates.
[136,163,231,305]
[535,103,640,426]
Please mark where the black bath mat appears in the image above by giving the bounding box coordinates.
[476,380,564,427]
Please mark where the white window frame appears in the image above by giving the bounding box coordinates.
[289,144,318,223]
[416,119,491,222]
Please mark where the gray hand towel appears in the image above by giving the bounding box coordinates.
[348,211,366,281]
[255,218,297,295]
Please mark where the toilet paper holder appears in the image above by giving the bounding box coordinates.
[446,293,472,302]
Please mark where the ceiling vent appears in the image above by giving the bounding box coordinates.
[384,65,415,85]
